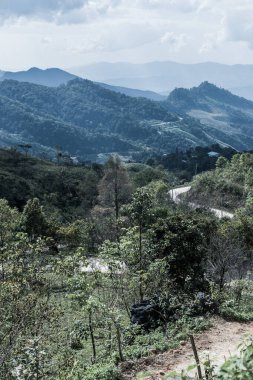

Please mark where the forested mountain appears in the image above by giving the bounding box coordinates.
[0,67,165,100]
[168,81,253,111]
[0,148,101,217]
[1,78,253,160]
[0,78,215,160]
[0,67,77,87]
[166,82,253,151]
[70,61,253,98]
[147,144,237,181]
[96,82,166,101]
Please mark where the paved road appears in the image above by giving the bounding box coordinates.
[169,186,191,204]
[82,186,234,273]
[169,186,234,219]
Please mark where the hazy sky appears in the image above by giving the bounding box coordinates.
[1,0,253,70]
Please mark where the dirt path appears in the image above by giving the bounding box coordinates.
[121,318,253,380]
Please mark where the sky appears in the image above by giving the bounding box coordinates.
[1,0,253,70]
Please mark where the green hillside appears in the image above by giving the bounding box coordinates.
[1,79,253,160]
[0,79,239,161]
[167,82,253,151]
[187,152,253,211]
[0,148,101,218]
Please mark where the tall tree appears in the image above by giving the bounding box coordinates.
[126,188,153,302]
[98,155,132,220]
[0,199,20,280]
[21,198,48,240]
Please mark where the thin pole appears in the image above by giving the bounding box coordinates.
[190,334,202,379]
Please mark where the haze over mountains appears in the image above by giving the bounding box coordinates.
[1,75,253,161]
[70,61,253,101]
[0,67,165,101]
[0,68,77,87]
[4,63,253,102]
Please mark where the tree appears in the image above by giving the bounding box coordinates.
[126,188,153,302]
[21,198,48,240]
[98,155,132,220]
[18,144,32,157]
[55,145,63,165]
[216,156,228,169]
[0,199,20,280]
[132,167,167,188]
[206,232,246,291]
[0,231,59,378]
[150,211,215,292]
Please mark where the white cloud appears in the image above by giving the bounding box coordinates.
[133,0,203,13]
[0,1,85,19]
[2,0,253,70]
[199,21,226,54]
[224,7,253,49]
[160,32,188,52]
[0,0,122,24]
[70,22,162,54]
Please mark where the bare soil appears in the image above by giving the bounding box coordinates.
[120,318,253,380]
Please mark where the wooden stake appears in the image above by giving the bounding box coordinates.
[190,334,203,379]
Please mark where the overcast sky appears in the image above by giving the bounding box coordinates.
[1,0,253,70]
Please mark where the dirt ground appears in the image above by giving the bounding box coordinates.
[120,318,253,380]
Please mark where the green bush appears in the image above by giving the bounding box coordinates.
[220,304,253,322]
[82,362,121,380]
[219,282,253,322]
[217,338,253,380]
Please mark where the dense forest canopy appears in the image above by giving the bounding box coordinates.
[1,79,253,161]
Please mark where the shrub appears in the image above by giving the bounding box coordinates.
[82,362,121,380]
[217,337,253,380]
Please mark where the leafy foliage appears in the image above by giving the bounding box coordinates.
[1,149,253,379]
[0,148,101,217]
[188,152,253,210]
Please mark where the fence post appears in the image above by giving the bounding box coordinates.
[190,334,203,379]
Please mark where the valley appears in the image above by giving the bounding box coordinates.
[2,1,253,379]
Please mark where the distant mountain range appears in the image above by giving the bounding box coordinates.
[0,67,165,101]
[96,82,166,101]
[70,61,253,101]
[0,67,77,87]
[5,63,253,102]
[4,64,253,102]
[1,77,253,161]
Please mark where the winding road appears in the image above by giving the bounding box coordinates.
[169,186,234,219]
[81,186,233,273]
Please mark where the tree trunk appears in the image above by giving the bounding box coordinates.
[115,324,124,362]
[88,312,96,362]
[139,221,144,302]
[114,169,119,220]
[219,267,225,292]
